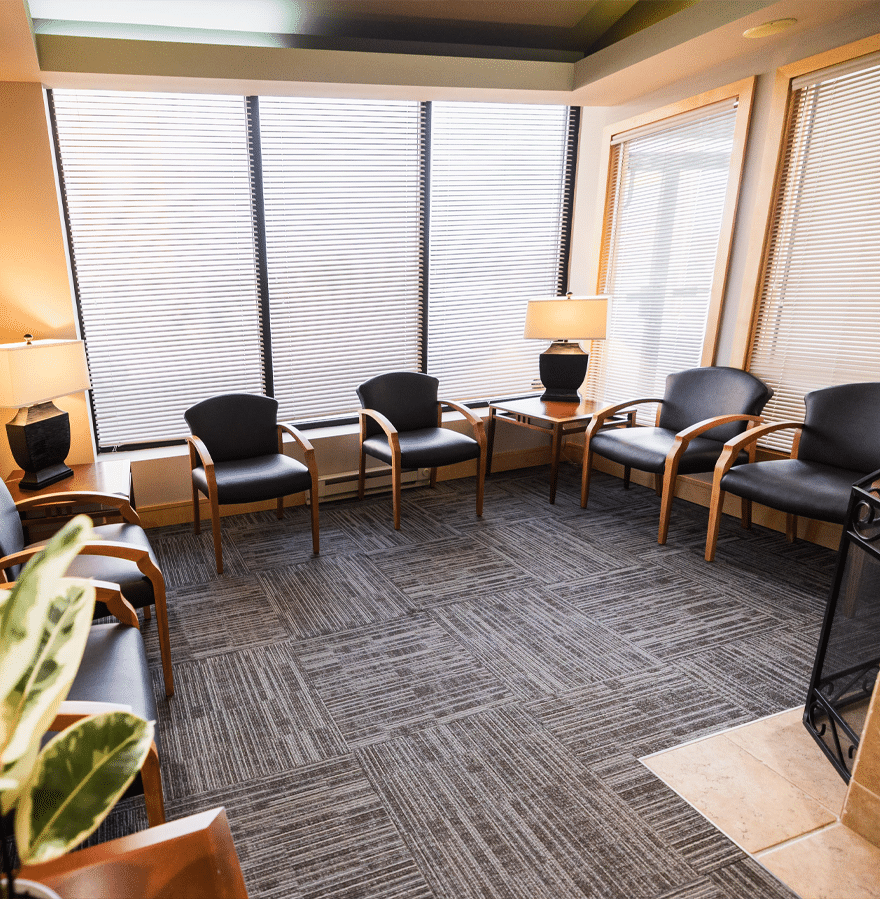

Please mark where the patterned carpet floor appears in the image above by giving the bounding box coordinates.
[98,465,838,898]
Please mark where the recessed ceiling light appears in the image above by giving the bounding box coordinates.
[743,18,798,39]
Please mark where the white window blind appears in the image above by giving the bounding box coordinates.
[748,54,880,451]
[52,90,263,448]
[584,102,738,420]
[258,97,425,421]
[427,102,575,401]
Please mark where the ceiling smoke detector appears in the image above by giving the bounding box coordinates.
[743,18,798,39]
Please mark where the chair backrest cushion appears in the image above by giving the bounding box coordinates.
[800,383,880,472]
[658,367,773,443]
[357,372,439,437]
[184,393,279,463]
[0,480,26,580]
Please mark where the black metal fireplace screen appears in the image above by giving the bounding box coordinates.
[804,469,880,782]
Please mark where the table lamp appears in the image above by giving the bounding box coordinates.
[0,336,92,489]
[524,294,608,402]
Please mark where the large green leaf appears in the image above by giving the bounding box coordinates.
[0,517,96,814]
[15,710,155,866]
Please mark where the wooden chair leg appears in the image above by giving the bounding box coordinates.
[141,742,166,827]
[276,496,284,520]
[191,480,201,535]
[309,471,320,555]
[705,483,726,562]
[580,449,594,508]
[429,466,438,489]
[653,473,663,496]
[153,587,174,698]
[391,455,401,530]
[623,465,631,489]
[786,513,798,542]
[358,447,367,500]
[206,488,223,574]
[142,605,151,621]
[657,462,679,545]
[741,497,752,529]
[475,449,486,518]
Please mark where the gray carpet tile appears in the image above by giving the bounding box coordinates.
[431,589,657,700]
[364,535,542,608]
[358,705,696,899]
[149,575,292,659]
[708,857,798,898]
[89,465,838,899]
[166,759,435,899]
[257,555,410,639]
[527,662,756,766]
[153,642,348,801]
[293,612,513,747]
[589,755,745,875]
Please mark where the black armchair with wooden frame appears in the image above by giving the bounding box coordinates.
[704,382,880,562]
[0,480,174,698]
[581,367,773,544]
[0,579,166,827]
[357,372,487,530]
[184,393,320,575]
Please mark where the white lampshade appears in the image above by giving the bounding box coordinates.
[0,339,91,408]
[524,296,609,341]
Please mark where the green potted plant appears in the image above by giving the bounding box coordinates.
[1,517,155,899]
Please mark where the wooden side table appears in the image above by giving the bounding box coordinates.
[19,808,249,899]
[5,459,134,540]
[486,395,632,504]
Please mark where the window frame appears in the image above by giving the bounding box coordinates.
[731,33,880,368]
[582,77,755,407]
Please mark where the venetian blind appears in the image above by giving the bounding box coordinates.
[747,53,880,451]
[258,97,424,421]
[427,103,576,401]
[584,101,738,421]
[51,90,263,448]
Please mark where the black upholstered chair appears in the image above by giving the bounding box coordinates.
[357,372,487,529]
[581,367,773,544]
[705,382,880,561]
[185,393,320,574]
[0,579,166,829]
[0,481,174,698]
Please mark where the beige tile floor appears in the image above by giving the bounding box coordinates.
[643,707,880,899]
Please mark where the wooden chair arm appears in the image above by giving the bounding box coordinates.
[0,578,138,627]
[439,399,487,447]
[668,414,765,469]
[713,420,805,482]
[585,397,665,439]
[186,435,214,471]
[52,700,134,732]
[358,408,399,440]
[15,491,140,526]
[278,423,316,457]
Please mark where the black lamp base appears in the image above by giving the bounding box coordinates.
[6,401,75,490]
[538,342,589,404]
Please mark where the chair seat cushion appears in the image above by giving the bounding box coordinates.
[720,458,865,523]
[55,622,158,800]
[192,454,312,505]
[363,428,480,469]
[32,522,156,613]
[590,427,746,475]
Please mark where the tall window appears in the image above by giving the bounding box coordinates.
[585,82,753,418]
[51,91,263,448]
[428,102,576,400]
[747,51,880,450]
[51,90,576,450]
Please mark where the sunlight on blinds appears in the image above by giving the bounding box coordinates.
[427,103,575,401]
[52,90,263,448]
[748,55,880,451]
[584,103,737,421]
[258,97,424,421]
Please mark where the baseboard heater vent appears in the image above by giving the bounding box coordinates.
[317,468,428,501]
